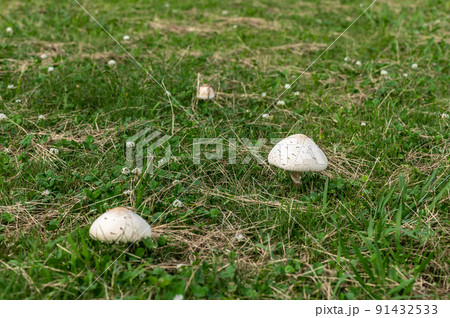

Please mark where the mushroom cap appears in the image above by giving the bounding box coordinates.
[197,84,215,100]
[89,207,152,243]
[268,134,328,172]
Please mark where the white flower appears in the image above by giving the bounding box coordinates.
[172,180,180,185]
[411,63,418,69]
[284,84,291,89]
[380,70,388,76]
[261,92,266,97]
[173,294,184,300]
[126,141,135,148]
[7,84,15,89]
[355,61,362,66]
[121,167,130,175]
[49,148,59,155]
[15,99,21,103]
[172,199,183,207]
[38,115,46,120]
[0,113,7,120]
[234,233,245,242]
[132,167,142,175]
[6,27,13,34]
[294,91,300,96]
[47,66,54,73]
[441,113,449,119]
[123,189,133,195]
[262,113,270,119]
[42,190,51,196]
[403,73,408,77]
[360,122,366,126]
[222,10,228,15]
[40,53,48,59]
[344,57,351,62]
[123,35,130,41]
[276,100,285,106]
[108,60,116,67]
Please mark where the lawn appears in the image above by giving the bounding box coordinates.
[0,0,448,299]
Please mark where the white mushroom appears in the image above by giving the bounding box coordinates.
[268,134,328,183]
[89,207,152,243]
[197,84,215,100]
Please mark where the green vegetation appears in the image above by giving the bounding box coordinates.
[0,0,448,299]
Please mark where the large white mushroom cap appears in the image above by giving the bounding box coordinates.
[268,134,328,172]
[89,207,152,243]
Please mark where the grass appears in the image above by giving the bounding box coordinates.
[0,0,448,299]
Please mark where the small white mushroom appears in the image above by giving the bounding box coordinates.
[197,84,215,100]
[40,53,48,59]
[123,35,130,41]
[47,66,55,73]
[261,92,267,97]
[7,84,15,89]
[108,60,117,67]
[403,73,408,77]
[284,84,291,89]
[0,113,7,120]
[380,70,388,76]
[89,207,152,243]
[344,57,351,62]
[276,100,285,106]
[49,148,59,155]
[268,134,328,183]
[411,63,418,69]
[6,27,13,35]
[355,60,362,66]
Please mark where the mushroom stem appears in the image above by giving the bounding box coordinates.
[290,171,303,184]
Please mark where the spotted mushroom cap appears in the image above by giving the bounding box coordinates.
[268,134,328,172]
[89,207,152,243]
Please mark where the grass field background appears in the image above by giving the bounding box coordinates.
[0,0,448,299]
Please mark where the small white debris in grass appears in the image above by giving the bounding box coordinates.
[4,148,11,153]
[262,113,270,119]
[126,141,135,148]
[344,57,351,62]
[232,25,237,29]
[403,73,408,77]
[380,70,388,76]
[132,167,142,175]
[355,60,362,66]
[261,92,267,97]
[123,189,133,195]
[15,99,21,103]
[294,91,300,96]
[164,3,170,8]
[47,66,54,73]
[123,35,130,41]
[6,27,13,34]
[50,148,59,155]
[42,190,51,196]
[173,295,184,300]
[360,3,364,7]
[176,264,185,269]
[276,100,285,106]
[38,115,46,120]
[411,63,418,69]
[7,84,15,89]
[360,122,366,126]
[40,53,48,59]
[0,113,7,120]
[121,167,130,175]
[234,233,245,242]
[284,84,291,89]
[317,19,322,24]
[222,10,228,15]
[108,60,116,67]
[441,113,449,119]
[172,199,183,207]
[172,180,180,185]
